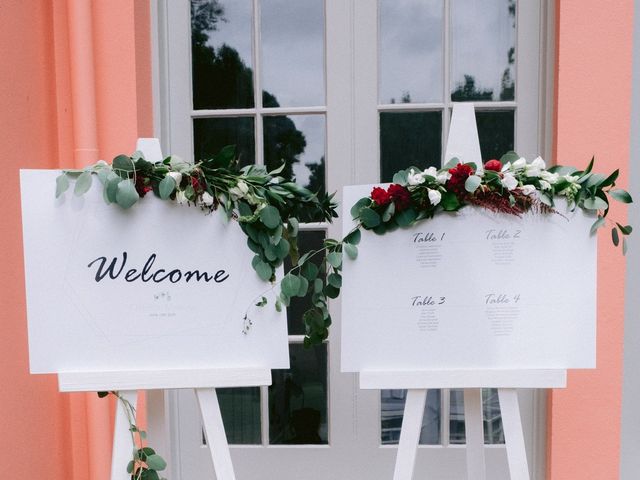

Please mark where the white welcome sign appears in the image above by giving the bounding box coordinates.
[20,170,289,374]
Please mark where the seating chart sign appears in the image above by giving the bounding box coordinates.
[20,170,289,374]
[341,184,597,372]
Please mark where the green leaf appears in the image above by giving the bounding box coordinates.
[344,243,358,260]
[259,205,281,229]
[326,251,342,268]
[440,192,460,211]
[97,391,109,398]
[287,217,299,237]
[106,177,121,203]
[255,296,267,307]
[612,227,620,246]
[126,461,134,474]
[392,170,408,185]
[500,151,520,164]
[301,261,319,282]
[112,154,134,173]
[116,179,139,209]
[275,299,282,312]
[328,272,342,288]
[146,454,167,471]
[344,229,361,245]
[600,169,619,188]
[324,284,340,299]
[303,309,324,329]
[350,197,372,219]
[296,276,309,297]
[359,208,381,228]
[313,278,323,294]
[252,256,273,281]
[281,274,301,297]
[55,174,70,198]
[464,175,482,193]
[623,237,628,255]
[583,156,595,175]
[539,193,553,207]
[158,175,176,200]
[395,208,417,228]
[584,173,606,189]
[583,196,608,211]
[590,216,605,235]
[616,223,633,235]
[382,201,396,222]
[74,171,93,196]
[610,189,633,204]
[443,157,460,169]
[274,238,290,260]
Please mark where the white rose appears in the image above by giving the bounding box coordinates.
[175,190,188,205]
[436,171,451,184]
[539,180,552,191]
[501,172,518,190]
[512,157,527,171]
[229,180,250,200]
[525,156,546,178]
[423,167,438,178]
[167,171,182,185]
[520,184,536,195]
[540,170,559,184]
[407,168,425,186]
[200,191,214,206]
[428,189,442,206]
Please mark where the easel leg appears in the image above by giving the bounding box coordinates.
[497,389,530,480]
[393,388,428,480]
[463,389,486,480]
[196,387,236,480]
[111,390,138,480]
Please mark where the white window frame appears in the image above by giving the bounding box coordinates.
[150,1,556,478]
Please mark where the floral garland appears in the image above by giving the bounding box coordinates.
[350,152,633,252]
[56,147,342,478]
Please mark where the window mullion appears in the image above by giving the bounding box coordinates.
[441,0,451,168]
[253,0,264,166]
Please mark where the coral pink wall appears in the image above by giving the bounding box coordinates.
[549,1,634,478]
[0,1,152,478]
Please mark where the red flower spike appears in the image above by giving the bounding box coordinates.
[484,159,502,172]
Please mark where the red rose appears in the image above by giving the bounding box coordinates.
[484,159,502,172]
[371,186,391,206]
[387,184,411,211]
[447,163,474,195]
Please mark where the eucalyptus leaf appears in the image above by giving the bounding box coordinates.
[252,258,273,281]
[344,243,358,260]
[112,154,134,173]
[259,205,281,229]
[359,208,381,228]
[115,179,139,209]
[74,171,93,196]
[610,189,633,204]
[464,175,482,193]
[344,229,361,245]
[55,174,69,198]
[616,223,633,235]
[328,272,342,288]
[281,274,301,297]
[158,175,176,200]
[590,216,605,235]
[327,251,342,268]
[350,197,372,219]
[146,454,167,471]
[583,196,608,211]
[612,227,620,246]
[395,208,417,227]
[392,170,408,185]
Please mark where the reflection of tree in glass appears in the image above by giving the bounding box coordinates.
[451,74,494,101]
[190,0,326,212]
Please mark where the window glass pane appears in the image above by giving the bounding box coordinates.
[448,389,505,444]
[263,115,326,221]
[217,387,261,444]
[284,230,326,335]
[451,0,516,101]
[381,389,441,445]
[193,117,255,167]
[191,0,255,109]
[260,0,325,107]
[476,110,514,161]
[379,0,444,104]
[380,111,442,182]
[269,343,328,444]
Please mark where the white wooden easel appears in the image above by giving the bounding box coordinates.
[56,138,266,480]
[366,104,567,480]
[361,370,566,480]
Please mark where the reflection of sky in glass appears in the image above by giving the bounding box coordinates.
[451,0,516,100]
[261,0,325,107]
[288,115,325,187]
[204,0,253,72]
[379,0,443,104]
